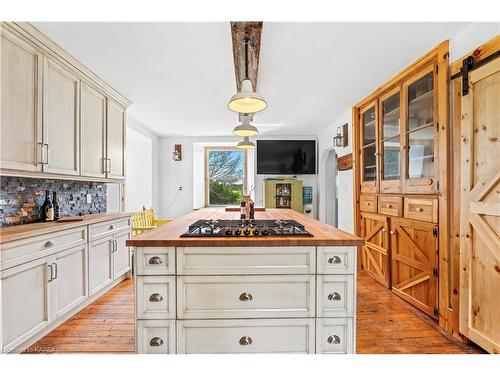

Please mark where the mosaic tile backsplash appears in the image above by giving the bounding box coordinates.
[0,177,107,227]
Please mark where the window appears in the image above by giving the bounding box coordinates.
[205,147,247,206]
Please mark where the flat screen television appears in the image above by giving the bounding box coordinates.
[256,140,316,175]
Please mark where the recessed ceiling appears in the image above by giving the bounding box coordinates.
[34,22,470,137]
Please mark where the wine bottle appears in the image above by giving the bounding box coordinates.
[42,190,54,222]
[52,191,61,220]
[240,198,246,220]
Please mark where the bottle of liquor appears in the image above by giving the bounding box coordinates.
[240,198,246,220]
[52,191,61,220]
[42,190,54,222]
[250,200,255,220]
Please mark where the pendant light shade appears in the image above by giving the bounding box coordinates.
[228,79,267,114]
[236,136,255,150]
[233,115,259,137]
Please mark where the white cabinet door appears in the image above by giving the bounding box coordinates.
[43,57,80,176]
[80,82,106,178]
[0,27,43,172]
[112,230,131,279]
[88,236,113,296]
[1,257,52,352]
[51,244,88,319]
[106,99,126,179]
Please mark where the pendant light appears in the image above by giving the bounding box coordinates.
[233,114,259,137]
[236,136,255,150]
[228,38,267,114]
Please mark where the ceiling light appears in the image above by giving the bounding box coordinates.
[236,136,255,150]
[228,38,267,114]
[233,115,259,137]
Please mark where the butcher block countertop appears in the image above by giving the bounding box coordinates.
[126,208,363,247]
[0,212,131,244]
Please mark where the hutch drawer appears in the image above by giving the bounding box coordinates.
[403,197,438,223]
[176,318,315,354]
[378,196,403,217]
[360,195,377,213]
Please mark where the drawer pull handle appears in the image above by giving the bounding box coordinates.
[149,293,163,302]
[110,225,116,230]
[239,336,253,346]
[149,337,164,347]
[328,292,341,301]
[149,256,163,265]
[44,240,55,248]
[415,207,423,212]
[328,256,342,264]
[327,335,341,344]
[239,292,253,302]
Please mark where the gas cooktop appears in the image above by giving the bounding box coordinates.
[180,219,313,237]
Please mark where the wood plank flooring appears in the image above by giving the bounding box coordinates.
[26,272,483,354]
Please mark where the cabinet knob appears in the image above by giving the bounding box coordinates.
[149,256,162,265]
[328,256,342,264]
[415,207,423,212]
[327,335,341,344]
[149,337,164,347]
[381,228,386,233]
[149,293,163,302]
[390,230,395,235]
[328,292,341,301]
[239,336,253,346]
[239,292,253,302]
[385,204,392,208]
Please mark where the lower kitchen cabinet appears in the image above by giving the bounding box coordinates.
[112,230,131,279]
[360,212,390,288]
[176,319,315,354]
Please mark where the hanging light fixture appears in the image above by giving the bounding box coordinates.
[233,114,259,137]
[236,136,255,150]
[228,38,267,114]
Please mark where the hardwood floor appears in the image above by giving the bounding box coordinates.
[27,272,483,354]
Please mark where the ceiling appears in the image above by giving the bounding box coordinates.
[34,22,470,137]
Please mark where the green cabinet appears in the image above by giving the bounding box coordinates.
[264,179,303,213]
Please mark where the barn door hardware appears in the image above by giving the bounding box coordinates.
[433,307,439,317]
[433,267,438,278]
[451,50,500,95]
[432,226,439,238]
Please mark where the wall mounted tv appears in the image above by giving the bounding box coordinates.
[256,140,316,175]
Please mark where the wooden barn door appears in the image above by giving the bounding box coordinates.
[360,212,391,287]
[459,56,500,354]
[391,217,438,318]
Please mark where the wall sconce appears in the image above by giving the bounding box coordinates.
[172,144,182,161]
[333,123,348,148]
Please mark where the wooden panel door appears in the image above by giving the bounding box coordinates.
[43,57,80,175]
[459,56,500,353]
[264,180,276,208]
[106,99,126,179]
[291,180,303,213]
[360,212,390,287]
[0,27,43,172]
[391,217,438,318]
[80,82,106,178]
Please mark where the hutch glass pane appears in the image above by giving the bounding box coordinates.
[362,144,376,181]
[408,72,434,131]
[407,126,434,178]
[382,92,400,139]
[382,137,401,180]
[362,107,376,145]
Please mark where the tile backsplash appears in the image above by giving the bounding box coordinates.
[0,177,107,227]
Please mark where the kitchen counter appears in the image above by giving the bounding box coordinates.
[126,208,363,247]
[0,212,131,244]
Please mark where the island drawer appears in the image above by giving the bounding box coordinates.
[177,275,315,319]
[135,247,175,275]
[176,246,316,275]
[136,320,176,354]
[316,318,354,354]
[1,227,87,271]
[317,247,355,274]
[403,197,438,223]
[89,218,130,241]
[176,318,315,354]
[136,276,176,319]
[317,275,355,317]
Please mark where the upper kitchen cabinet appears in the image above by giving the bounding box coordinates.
[0,27,43,172]
[0,22,131,182]
[43,57,80,176]
[106,100,126,179]
[80,82,107,179]
[359,102,378,194]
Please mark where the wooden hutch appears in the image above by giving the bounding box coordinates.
[353,41,450,326]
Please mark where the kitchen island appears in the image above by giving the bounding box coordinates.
[127,208,363,354]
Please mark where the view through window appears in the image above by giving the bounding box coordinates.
[206,148,247,206]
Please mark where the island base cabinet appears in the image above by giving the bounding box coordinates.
[136,320,176,354]
[316,318,354,354]
[176,319,315,354]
